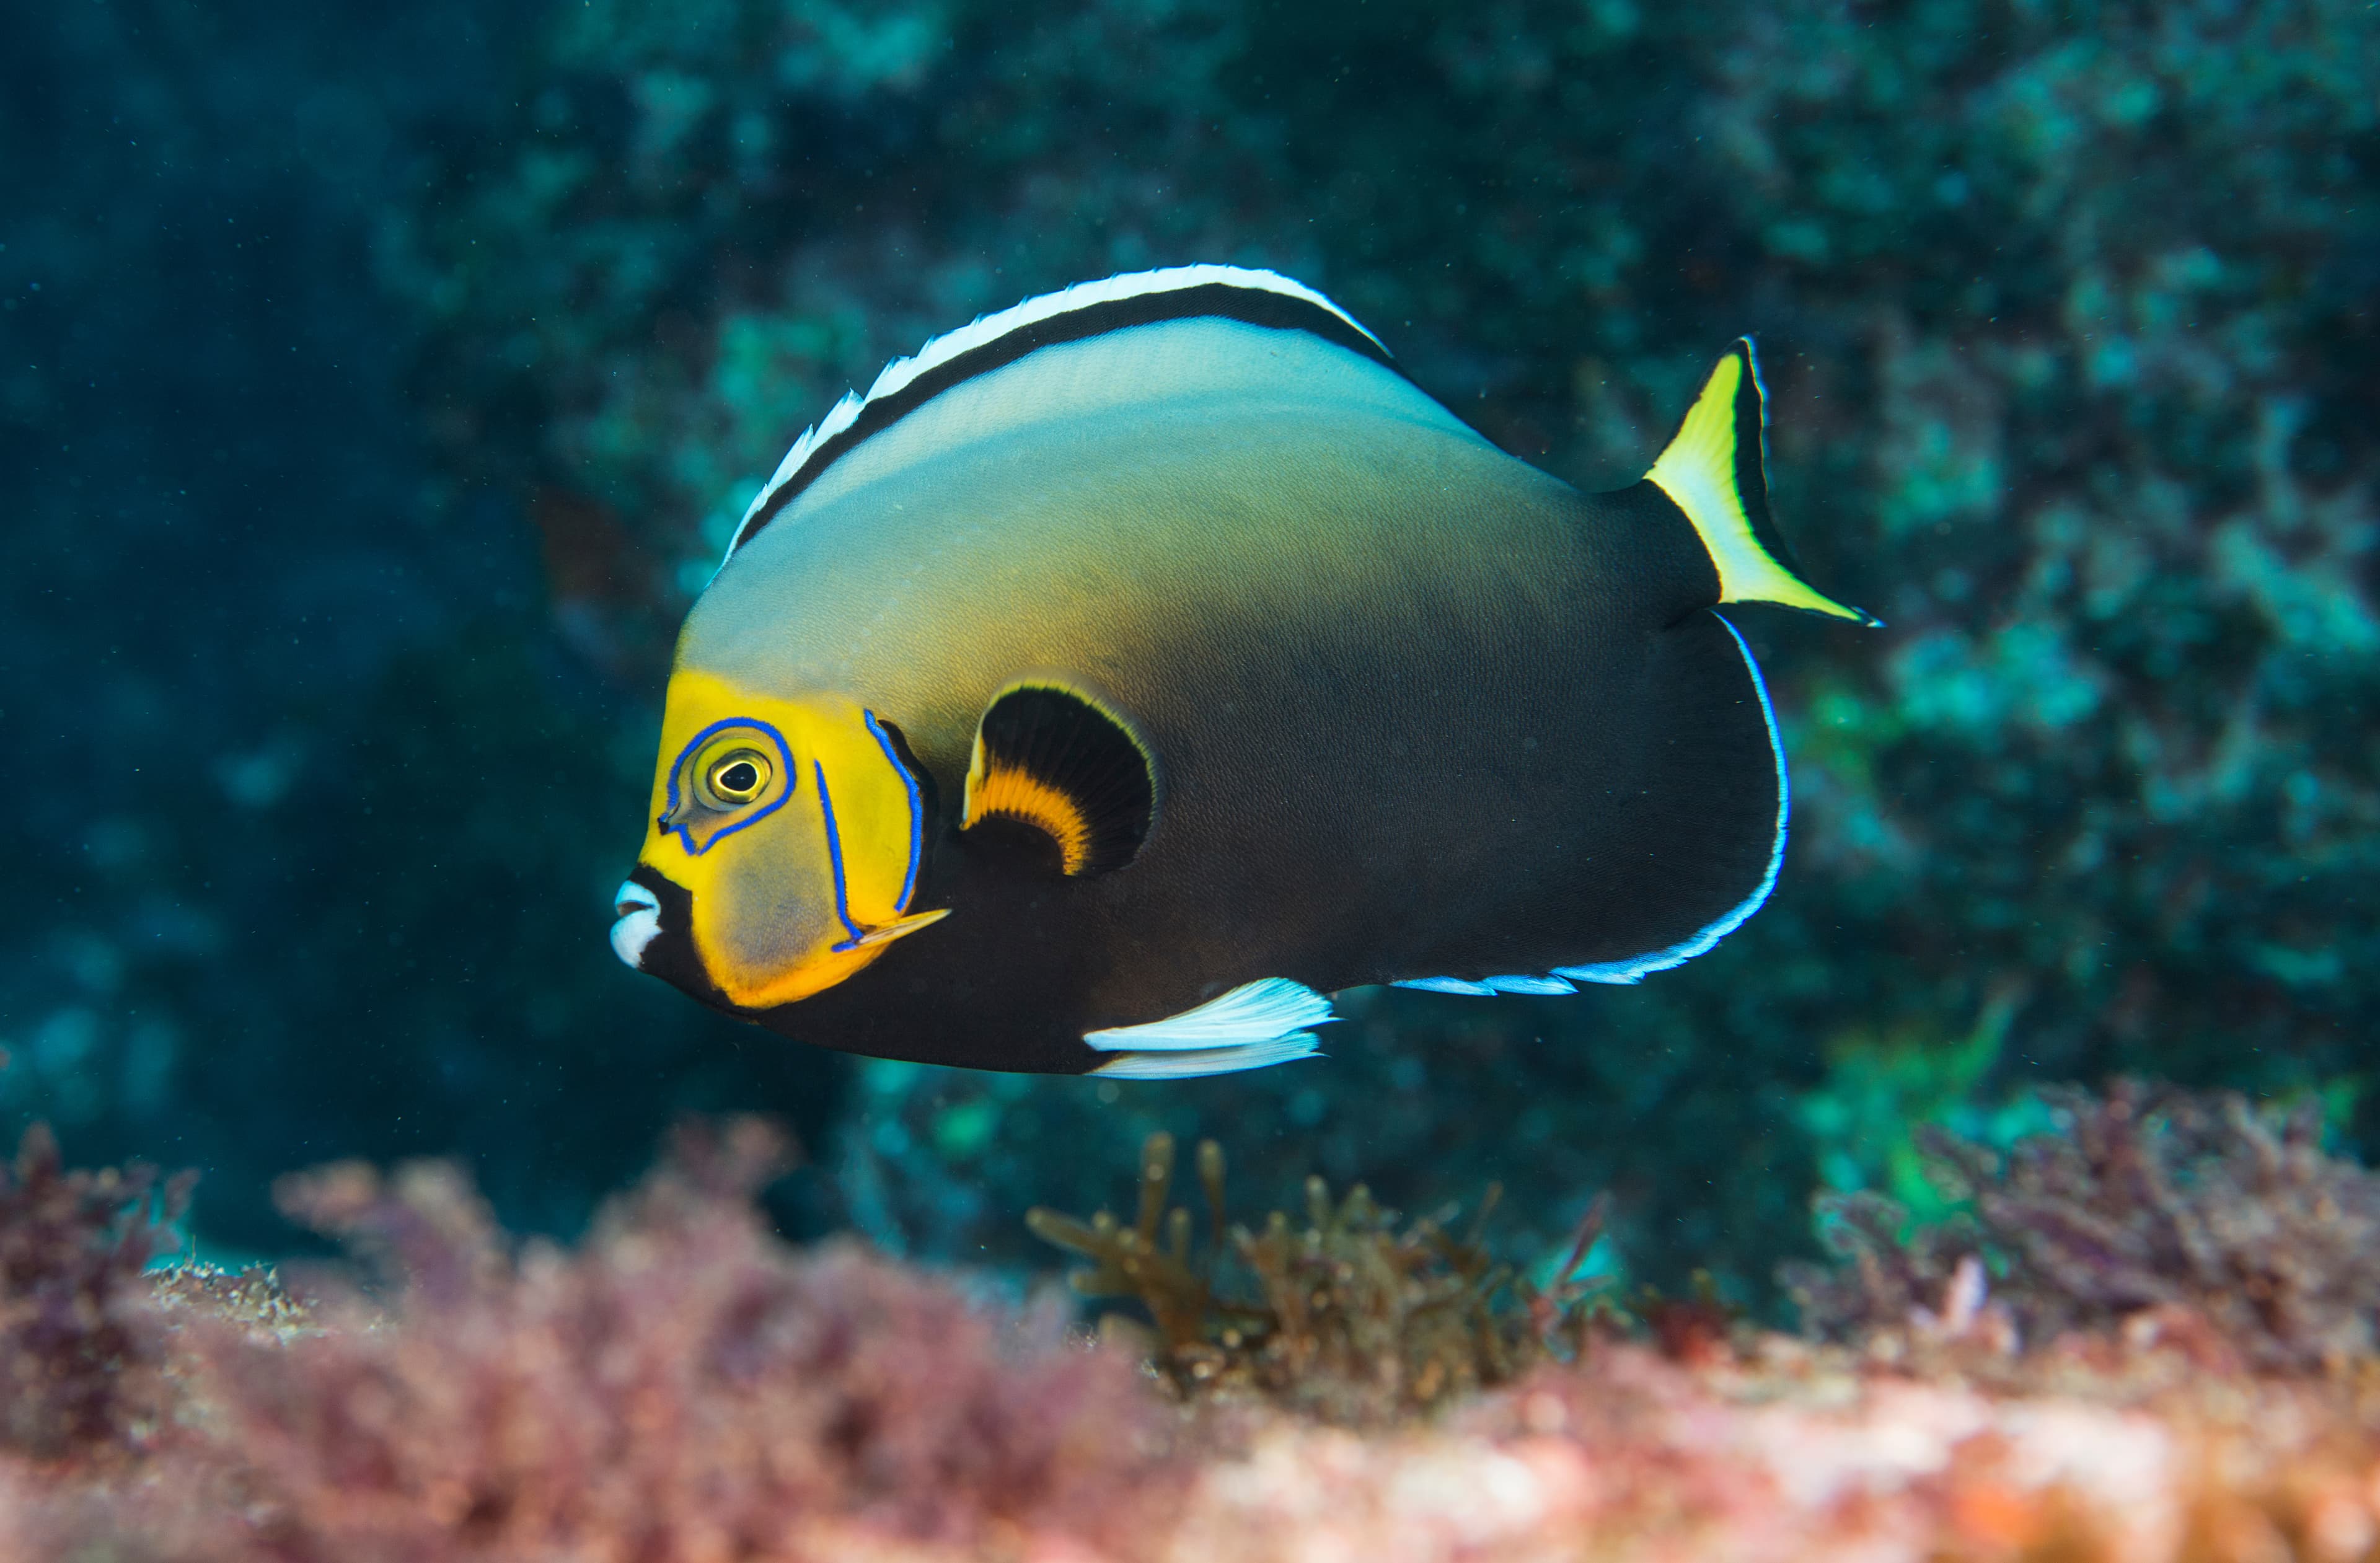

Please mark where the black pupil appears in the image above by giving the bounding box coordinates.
[718,760,759,795]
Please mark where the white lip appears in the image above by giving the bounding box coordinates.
[610,880,661,969]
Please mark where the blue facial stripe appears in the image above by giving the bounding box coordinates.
[814,760,868,952]
[662,718,798,857]
[861,709,923,914]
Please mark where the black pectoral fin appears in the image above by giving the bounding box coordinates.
[961,681,1157,875]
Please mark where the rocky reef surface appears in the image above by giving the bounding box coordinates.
[11,1089,2380,1559]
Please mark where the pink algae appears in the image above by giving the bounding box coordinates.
[9,1117,2380,1561]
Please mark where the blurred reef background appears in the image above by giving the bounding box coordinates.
[2,0,2374,1308]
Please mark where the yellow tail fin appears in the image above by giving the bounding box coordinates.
[1647,340,1879,626]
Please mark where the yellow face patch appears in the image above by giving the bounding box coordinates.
[635,669,943,1010]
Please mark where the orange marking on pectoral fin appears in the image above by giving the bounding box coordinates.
[964,764,1095,873]
[959,681,1157,877]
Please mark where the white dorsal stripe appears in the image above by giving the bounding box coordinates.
[1082,975,1336,1052]
[1090,1032,1324,1080]
[723,265,1382,570]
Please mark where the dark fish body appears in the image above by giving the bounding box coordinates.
[615,269,1873,1076]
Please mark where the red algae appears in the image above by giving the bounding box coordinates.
[1,1119,1176,1562]
[0,1121,190,1461]
[11,1111,2380,1561]
[1788,1081,2380,1372]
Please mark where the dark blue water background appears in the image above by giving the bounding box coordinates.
[4,0,2373,1303]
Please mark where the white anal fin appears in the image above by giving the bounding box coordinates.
[1090,1032,1323,1079]
[1083,976,1334,1051]
[1083,977,1334,1076]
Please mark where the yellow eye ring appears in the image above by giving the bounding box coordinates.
[700,749,772,808]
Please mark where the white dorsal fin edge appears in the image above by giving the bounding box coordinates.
[721,265,1382,571]
[1083,975,1336,1052]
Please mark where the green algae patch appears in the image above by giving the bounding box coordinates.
[1030,1131,1618,1424]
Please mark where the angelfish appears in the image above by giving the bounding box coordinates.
[610,266,1875,1077]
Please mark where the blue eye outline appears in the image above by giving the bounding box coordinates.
[661,718,797,856]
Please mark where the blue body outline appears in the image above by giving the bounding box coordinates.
[814,760,869,951]
[860,709,923,913]
[663,718,797,856]
[1553,614,1785,984]
[1390,612,1787,995]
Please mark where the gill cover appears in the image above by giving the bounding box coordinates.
[638,669,944,1009]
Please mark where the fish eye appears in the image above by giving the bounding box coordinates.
[701,749,772,808]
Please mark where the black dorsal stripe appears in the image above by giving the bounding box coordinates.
[728,282,1403,555]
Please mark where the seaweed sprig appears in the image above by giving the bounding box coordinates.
[1786,1081,2380,1371]
[1028,1133,1613,1422]
[0,1122,192,1459]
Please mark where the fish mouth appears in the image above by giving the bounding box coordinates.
[610,879,663,969]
